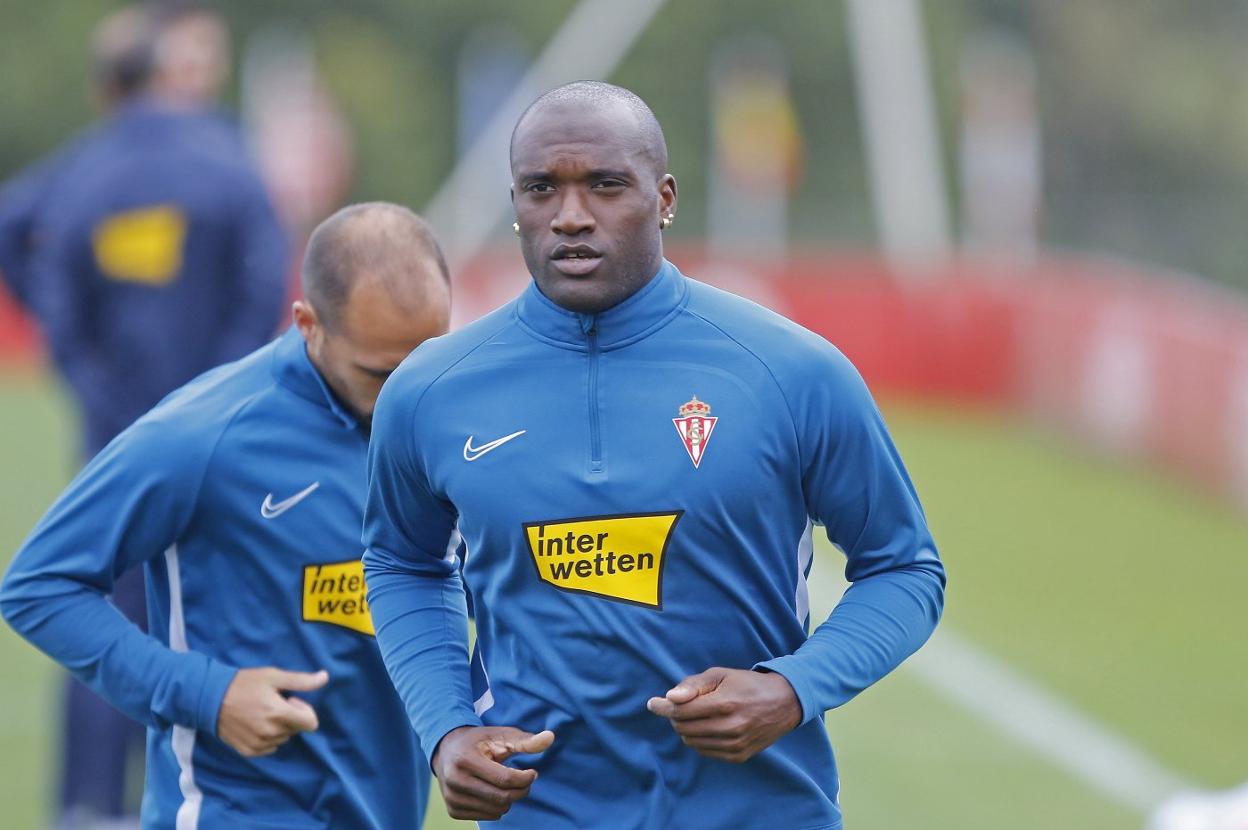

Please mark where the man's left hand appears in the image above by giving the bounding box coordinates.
[646,667,802,763]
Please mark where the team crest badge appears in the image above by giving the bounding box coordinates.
[672,396,717,468]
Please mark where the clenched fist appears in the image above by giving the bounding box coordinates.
[432,725,555,821]
[217,667,329,757]
[647,667,801,764]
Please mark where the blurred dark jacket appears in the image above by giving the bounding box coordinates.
[25,99,289,456]
[0,133,94,308]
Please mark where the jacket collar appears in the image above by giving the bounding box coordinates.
[515,259,688,351]
[272,327,360,430]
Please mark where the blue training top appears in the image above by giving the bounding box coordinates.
[363,260,945,830]
[2,327,427,829]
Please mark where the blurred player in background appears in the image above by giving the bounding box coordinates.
[30,0,286,462]
[0,4,158,312]
[363,81,944,828]
[0,4,288,827]
[2,202,448,829]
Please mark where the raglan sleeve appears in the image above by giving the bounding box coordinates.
[755,340,946,724]
[363,372,479,768]
[0,413,238,735]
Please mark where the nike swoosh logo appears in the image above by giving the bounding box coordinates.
[463,430,527,462]
[260,482,320,519]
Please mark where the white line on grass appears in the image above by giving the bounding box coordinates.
[808,561,1194,814]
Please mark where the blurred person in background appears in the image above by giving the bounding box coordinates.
[0,3,289,828]
[2,202,448,830]
[0,4,158,311]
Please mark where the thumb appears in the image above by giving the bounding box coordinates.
[483,728,556,761]
[269,668,329,693]
[665,668,727,704]
[275,695,319,733]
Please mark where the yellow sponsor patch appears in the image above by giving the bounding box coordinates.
[302,560,375,636]
[523,512,682,609]
[91,205,186,285]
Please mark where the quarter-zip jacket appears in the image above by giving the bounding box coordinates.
[2,327,426,829]
[364,260,945,830]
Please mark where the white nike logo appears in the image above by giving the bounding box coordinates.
[260,482,320,519]
[463,430,527,462]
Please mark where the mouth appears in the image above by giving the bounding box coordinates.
[550,244,604,277]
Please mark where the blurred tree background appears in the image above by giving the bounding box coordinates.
[1,0,1245,287]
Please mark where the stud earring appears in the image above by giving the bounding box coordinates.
[513,222,521,237]
[660,214,675,230]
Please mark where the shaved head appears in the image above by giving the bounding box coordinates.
[295,201,451,425]
[510,81,668,176]
[302,202,449,332]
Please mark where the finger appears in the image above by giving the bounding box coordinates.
[647,696,676,717]
[447,767,534,801]
[482,728,555,761]
[462,754,540,791]
[269,668,330,692]
[243,741,280,758]
[669,717,741,739]
[664,668,726,704]
[680,733,747,752]
[443,791,515,823]
[273,696,319,733]
[654,694,730,722]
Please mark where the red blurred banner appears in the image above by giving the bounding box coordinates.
[5,248,1246,507]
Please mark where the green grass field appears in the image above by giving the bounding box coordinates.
[1,374,1244,829]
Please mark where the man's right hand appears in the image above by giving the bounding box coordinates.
[432,725,555,821]
[216,667,329,757]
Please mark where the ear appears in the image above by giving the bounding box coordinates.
[658,174,677,220]
[292,300,321,349]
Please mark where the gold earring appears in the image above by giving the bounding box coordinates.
[660,214,674,230]
[513,222,521,237]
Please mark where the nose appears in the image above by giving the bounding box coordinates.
[551,189,595,236]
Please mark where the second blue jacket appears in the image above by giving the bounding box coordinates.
[2,328,427,829]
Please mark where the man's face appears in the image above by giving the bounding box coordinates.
[511,102,676,315]
[297,274,450,426]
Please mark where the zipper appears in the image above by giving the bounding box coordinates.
[587,324,604,473]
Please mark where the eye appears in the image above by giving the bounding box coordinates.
[592,179,625,190]
[525,182,554,193]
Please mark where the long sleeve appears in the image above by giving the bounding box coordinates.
[363,377,479,768]
[25,202,117,426]
[0,412,238,734]
[756,343,946,724]
[212,170,288,365]
[0,156,59,309]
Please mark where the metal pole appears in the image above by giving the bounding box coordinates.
[845,0,952,269]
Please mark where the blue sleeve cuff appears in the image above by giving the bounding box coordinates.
[194,657,239,736]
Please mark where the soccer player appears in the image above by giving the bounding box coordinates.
[0,8,288,825]
[2,202,449,829]
[363,82,946,829]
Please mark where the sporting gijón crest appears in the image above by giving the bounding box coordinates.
[672,396,717,468]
